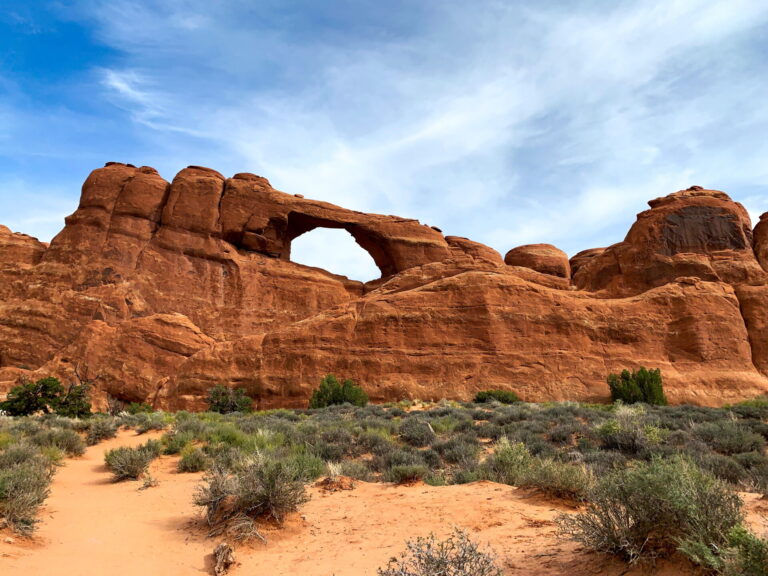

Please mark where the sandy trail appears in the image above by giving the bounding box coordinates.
[2,430,766,575]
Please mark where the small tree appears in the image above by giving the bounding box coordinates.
[308,374,368,409]
[55,383,92,418]
[206,385,253,414]
[608,367,666,405]
[0,377,65,416]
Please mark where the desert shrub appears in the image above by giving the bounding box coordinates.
[0,452,53,533]
[721,525,768,576]
[378,528,502,576]
[339,460,373,481]
[432,435,480,467]
[596,404,665,456]
[481,437,532,485]
[692,452,748,485]
[162,430,194,455]
[178,445,210,473]
[195,457,308,540]
[547,423,577,444]
[32,428,86,456]
[481,437,591,500]
[557,456,743,566]
[308,374,368,409]
[207,385,253,414]
[474,389,520,404]
[54,384,92,418]
[282,448,326,481]
[398,418,436,447]
[104,443,158,481]
[581,450,627,474]
[694,421,766,455]
[126,402,154,414]
[0,377,65,416]
[134,412,168,434]
[385,464,429,484]
[86,417,118,445]
[607,368,667,405]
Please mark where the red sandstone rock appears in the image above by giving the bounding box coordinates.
[752,212,768,272]
[1,168,768,408]
[504,244,571,279]
[572,188,767,295]
[0,225,46,268]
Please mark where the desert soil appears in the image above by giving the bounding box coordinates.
[1,431,766,576]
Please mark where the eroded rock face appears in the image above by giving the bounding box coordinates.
[572,187,766,295]
[1,166,767,408]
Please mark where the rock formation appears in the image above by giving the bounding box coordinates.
[1,165,768,409]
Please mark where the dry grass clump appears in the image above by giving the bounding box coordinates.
[194,455,308,541]
[104,441,160,481]
[377,528,502,576]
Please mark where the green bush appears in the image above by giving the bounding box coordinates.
[474,389,520,404]
[557,457,743,566]
[481,437,592,500]
[54,384,92,418]
[104,443,158,481]
[385,464,429,484]
[207,385,253,414]
[126,402,154,414]
[722,525,768,576]
[178,445,209,473]
[308,374,368,409]
[378,528,502,576]
[607,367,667,405]
[0,377,65,416]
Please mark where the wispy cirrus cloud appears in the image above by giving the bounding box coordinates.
[2,0,768,280]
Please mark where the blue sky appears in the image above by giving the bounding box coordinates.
[2,1,768,281]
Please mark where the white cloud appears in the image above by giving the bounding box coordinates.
[6,0,768,271]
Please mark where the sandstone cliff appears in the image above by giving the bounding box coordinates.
[2,166,767,409]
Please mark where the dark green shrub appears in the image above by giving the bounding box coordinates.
[378,528,502,576]
[474,389,520,404]
[178,445,209,473]
[308,374,368,409]
[557,457,743,565]
[54,384,92,418]
[126,402,154,414]
[104,443,158,481]
[607,367,667,405]
[0,377,65,416]
[207,385,253,414]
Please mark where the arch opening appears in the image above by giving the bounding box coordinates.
[290,227,382,282]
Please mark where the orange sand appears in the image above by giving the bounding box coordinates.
[1,431,765,575]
